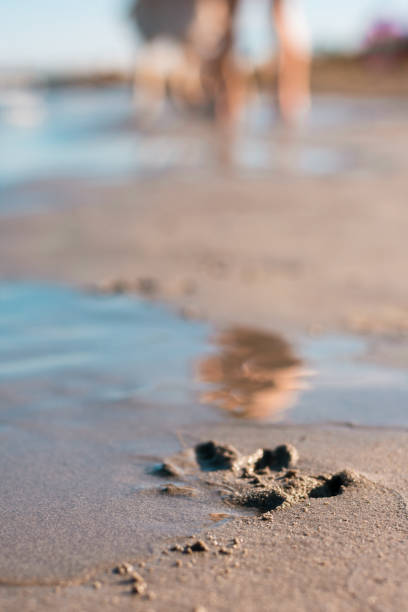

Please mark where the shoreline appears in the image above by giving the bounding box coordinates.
[2,166,408,336]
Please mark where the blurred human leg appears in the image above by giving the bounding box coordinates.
[194,0,243,124]
[273,0,311,124]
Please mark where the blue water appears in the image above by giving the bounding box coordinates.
[2,87,405,198]
[0,87,139,188]
[1,282,407,426]
[0,282,211,408]
[292,334,408,426]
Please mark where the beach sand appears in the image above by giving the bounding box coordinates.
[1,415,407,611]
[1,98,408,610]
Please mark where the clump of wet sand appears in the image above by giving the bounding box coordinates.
[88,276,160,297]
[195,441,240,471]
[197,442,362,514]
[155,440,364,516]
[160,484,198,497]
[194,441,299,473]
[151,461,184,478]
[234,467,361,514]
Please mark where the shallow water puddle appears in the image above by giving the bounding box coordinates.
[1,90,403,193]
[0,281,211,408]
[1,282,407,426]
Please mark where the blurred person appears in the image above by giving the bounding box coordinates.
[129,0,203,116]
[129,0,311,125]
[129,0,239,119]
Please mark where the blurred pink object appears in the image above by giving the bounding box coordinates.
[363,19,408,67]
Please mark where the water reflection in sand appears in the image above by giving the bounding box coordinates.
[198,326,308,421]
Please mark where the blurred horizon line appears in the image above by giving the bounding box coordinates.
[1,0,407,75]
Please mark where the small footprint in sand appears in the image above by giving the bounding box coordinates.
[150,440,365,516]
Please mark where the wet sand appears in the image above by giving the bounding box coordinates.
[1,96,408,610]
[2,168,408,339]
[1,418,407,611]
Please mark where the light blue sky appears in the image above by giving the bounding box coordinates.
[0,0,407,71]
